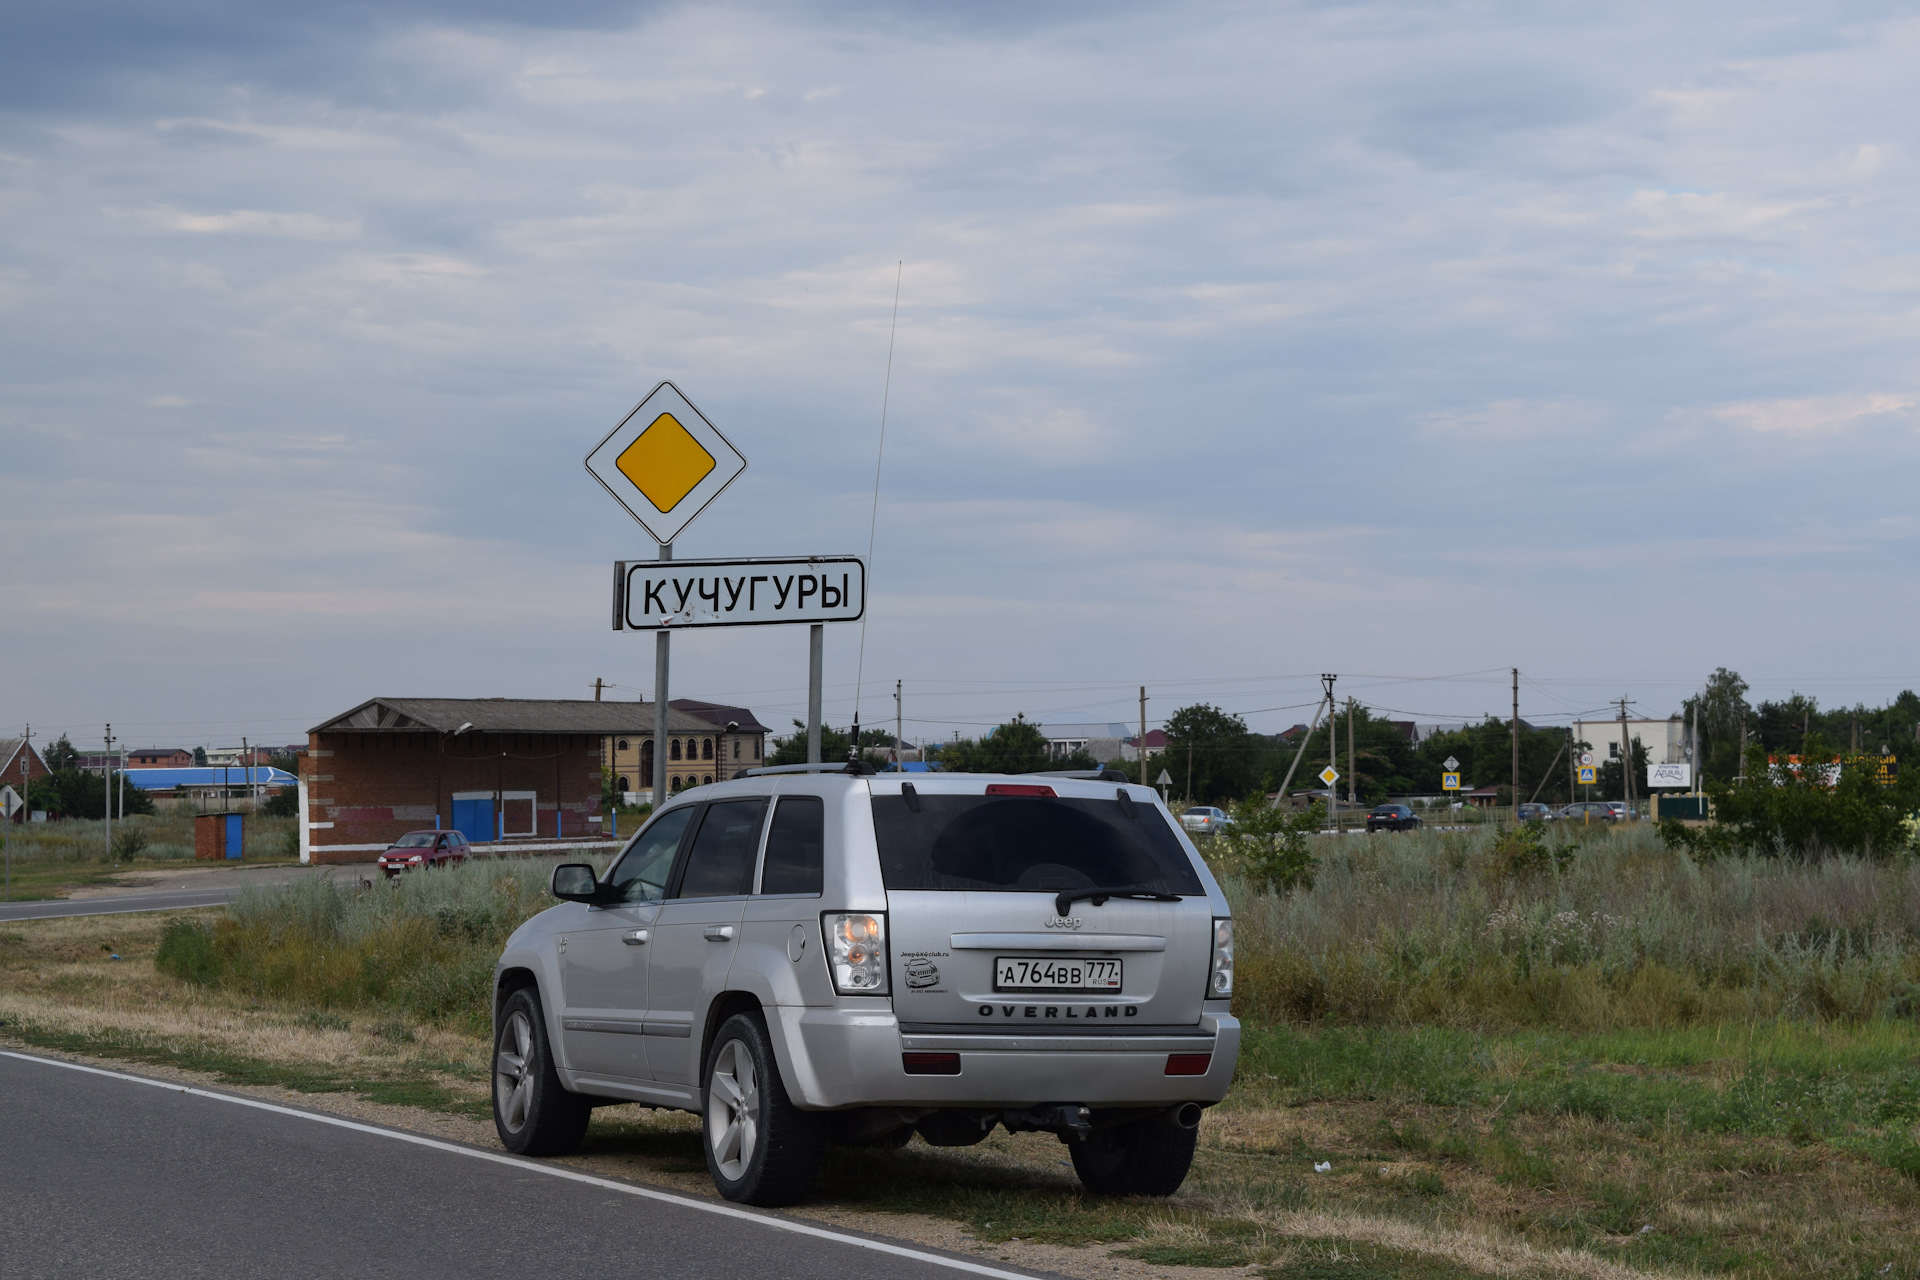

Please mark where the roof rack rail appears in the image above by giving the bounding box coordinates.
[1025,768,1134,784]
[734,761,878,778]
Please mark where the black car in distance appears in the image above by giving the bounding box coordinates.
[1366,803,1421,833]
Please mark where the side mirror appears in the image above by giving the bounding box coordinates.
[551,863,601,902]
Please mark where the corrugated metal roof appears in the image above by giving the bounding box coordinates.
[125,767,298,789]
[309,698,733,736]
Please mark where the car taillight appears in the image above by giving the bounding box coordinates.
[1208,918,1234,998]
[823,913,890,995]
[984,784,1056,797]
[902,1052,960,1075]
[1166,1053,1212,1076]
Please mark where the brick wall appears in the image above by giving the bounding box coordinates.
[304,730,605,864]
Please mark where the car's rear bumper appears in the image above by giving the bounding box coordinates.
[770,1006,1240,1110]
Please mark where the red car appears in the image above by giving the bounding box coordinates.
[376,830,470,878]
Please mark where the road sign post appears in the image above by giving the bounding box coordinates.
[0,784,15,901]
[1155,768,1172,803]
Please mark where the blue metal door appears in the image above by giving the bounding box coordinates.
[451,798,494,845]
[224,813,243,859]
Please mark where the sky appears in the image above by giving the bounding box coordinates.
[4,0,1920,753]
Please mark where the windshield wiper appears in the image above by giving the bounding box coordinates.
[1054,887,1182,916]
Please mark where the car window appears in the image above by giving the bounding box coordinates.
[606,806,696,904]
[872,794,1204,895]
[1182,807,1206,816]
[674,799,769,899]
[393,832,434,848]
[759,796,824,896]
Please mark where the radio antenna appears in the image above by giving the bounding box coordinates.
[850,260,903,761]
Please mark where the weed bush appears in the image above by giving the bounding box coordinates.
[168,858,564,1033]
[1222,823,1920,1029]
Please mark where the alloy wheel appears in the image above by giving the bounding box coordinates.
[495,1009,535,1133]
[707,1039,760,1181]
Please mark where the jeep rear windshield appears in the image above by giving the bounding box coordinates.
[870,794,1204,895]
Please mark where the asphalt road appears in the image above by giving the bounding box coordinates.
[0,886,245,922]
[0,1051,1043,1280]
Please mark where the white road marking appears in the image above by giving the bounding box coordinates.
[1,1050,1041,1280]
[0,897,232,921]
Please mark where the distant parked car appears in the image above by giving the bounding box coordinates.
[1516,803,1556,822]
[1179,806,1234,836]
[1365,804,1421,833]
[1557,802,1619,823]
[377,829,470,878]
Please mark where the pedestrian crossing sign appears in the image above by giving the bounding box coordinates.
[1441,772,1461,791]
[1578,765,1597,785]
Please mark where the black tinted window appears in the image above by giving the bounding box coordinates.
[760,796,824,896]
[675,799,768,898]
[607,806,695,904]
[871,795,1203,894]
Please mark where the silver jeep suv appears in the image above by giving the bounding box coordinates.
[490,765,1239,1206]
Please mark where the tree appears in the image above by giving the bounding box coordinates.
[26,769,153,819]
[940,716,1095,774]
[1155,704,1259,804]
[42,734,80,772]
[769,722,892,769]
[1682,732,1920,858]
[1680,667,1751,784]
[192,746,208,766]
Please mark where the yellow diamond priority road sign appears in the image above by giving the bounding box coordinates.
[586,382,747,545]
[1319,766,1339,787]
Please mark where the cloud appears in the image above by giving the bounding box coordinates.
[1710,393,1919,435]
[158,209,363,238]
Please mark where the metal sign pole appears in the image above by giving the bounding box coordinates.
[807,624,824,764]
[654,542,671,809]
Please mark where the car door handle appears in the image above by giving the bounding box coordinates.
[622,929,650,946]
[703,925,735,941]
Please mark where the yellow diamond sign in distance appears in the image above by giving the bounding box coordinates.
[1319,766,1339,787]
[584,381,748,545]
[616,414,715,513]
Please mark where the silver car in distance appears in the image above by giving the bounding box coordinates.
[490,765,1239,1206]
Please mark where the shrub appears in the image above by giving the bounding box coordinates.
[111,826,151,860]
[1214,800,1320,892]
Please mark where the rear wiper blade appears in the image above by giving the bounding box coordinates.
[1054,887,1182,916]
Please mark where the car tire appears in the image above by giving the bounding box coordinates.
[492,987,590,1157]
[704,1012,826,1206]
[1068,1110,1199,1197]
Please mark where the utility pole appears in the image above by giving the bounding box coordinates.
[103,723,113,862]
[1511,669,1520,824]
[1139,687,1149,789]
[1567,726,1577,804]
[1738,714,1748,783]
[1617,696,1636,814]
[594,678,603,702]
[1185,739,1194,806]
[1323,673,1338,826]
[1272,693,1330,807]
[654,542,672,807]
[1346,697,1355,808]
[894,680,903,768]
[1690,700,1699,795]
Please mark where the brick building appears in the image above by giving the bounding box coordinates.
[301,697,764,864]
[1,737,49,821]
[601,699,770,796]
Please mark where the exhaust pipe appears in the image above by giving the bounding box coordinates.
[1172,1102,1203,1130]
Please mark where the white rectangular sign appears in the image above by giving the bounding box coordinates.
[1647,763,1692,789]
[614,556,866,630]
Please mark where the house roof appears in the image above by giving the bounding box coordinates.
[310,698,715,736]
[0,739,44,774]
[669,700,772,735]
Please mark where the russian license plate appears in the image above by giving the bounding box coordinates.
[993,957,1123,992]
